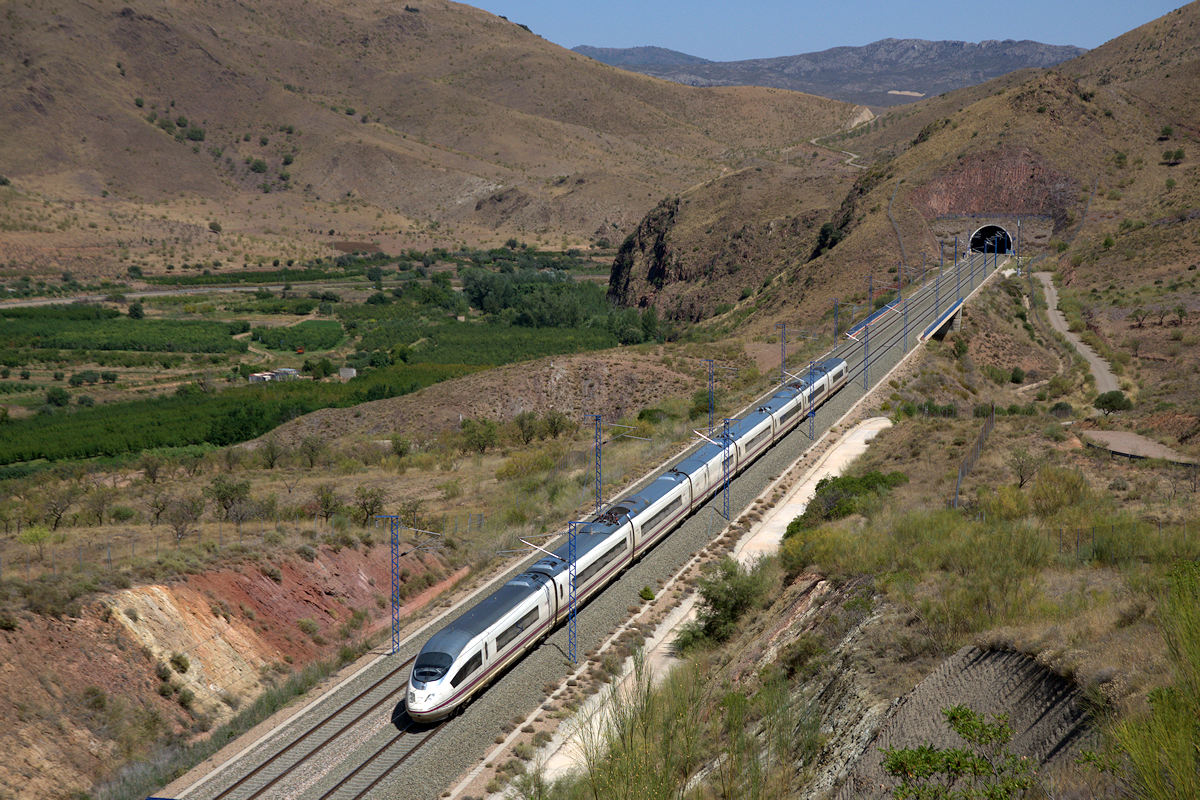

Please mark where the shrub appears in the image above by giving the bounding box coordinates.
[1095,390,1132,415]
[249,159,268,174]
[883,705,1033,798]
[296,544,317,562]
[676,557,774,649]
[639,586,655,602]
[297,618,319,637]
[786,470,907,532]
[169,652,190,673]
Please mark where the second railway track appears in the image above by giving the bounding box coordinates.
[181,251,1005,800]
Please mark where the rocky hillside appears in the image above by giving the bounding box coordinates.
[0,543,453,798]
[574,38,1085,106]
[0,0,863,279]
[608,1,1200,450]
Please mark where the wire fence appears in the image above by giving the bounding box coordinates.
[0,509,491,585]
[951,404,996,508]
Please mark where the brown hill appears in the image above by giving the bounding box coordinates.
[611,2,1200,450]
[0,0,863,279]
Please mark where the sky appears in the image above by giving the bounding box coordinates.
[470,0,1187,62]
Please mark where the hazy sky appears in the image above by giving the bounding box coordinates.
[471,0,1186,61]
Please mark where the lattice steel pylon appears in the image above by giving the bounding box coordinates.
[389,517,401,654]
[775,321,789,384]
[701,359,738,437]
[585,414,602,515]
[721,418,739,520]
[567,520,586,663]
[377,515,441,655]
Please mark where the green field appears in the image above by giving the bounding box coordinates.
[251,320,344,351]
[0,305,246,353]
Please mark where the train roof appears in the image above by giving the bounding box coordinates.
[419,526,628,660]
[421,569,550,658]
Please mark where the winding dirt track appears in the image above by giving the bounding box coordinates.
[1035,272,1118,394]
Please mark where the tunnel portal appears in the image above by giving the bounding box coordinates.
[969,224,1013,253]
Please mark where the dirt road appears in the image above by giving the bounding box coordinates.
[1035,272,1119,394]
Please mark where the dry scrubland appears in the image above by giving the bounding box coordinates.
[1,1,1199,798]
[482,274,1199,799]
[0,0,862,279]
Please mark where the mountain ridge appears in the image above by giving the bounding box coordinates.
[573,37,1087,106]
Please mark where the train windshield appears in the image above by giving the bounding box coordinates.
[412,651,453,682]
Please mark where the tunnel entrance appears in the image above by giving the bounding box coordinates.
[969,225,1012,253]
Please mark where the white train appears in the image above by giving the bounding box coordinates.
[406,358,849,721]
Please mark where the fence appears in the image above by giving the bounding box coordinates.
[951,404,996,508]
[0,509,490,585]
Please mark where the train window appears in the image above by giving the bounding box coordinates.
[496,607,540,651]
[577,540,626,585]
[746,429,770,451]
[413,651,453,683]
[450,650,483,688]
[642,496,682,534]
[780,405,801,424]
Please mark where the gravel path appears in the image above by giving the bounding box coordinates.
[1035,272,1118,394]
[1080,429,1197,464]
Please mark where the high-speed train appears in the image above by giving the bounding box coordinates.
[406,358,849,721]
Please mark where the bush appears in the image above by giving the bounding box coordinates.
[297,618,319,636]
[169,652,190,673]
[1095,390,1132,415]
[786,470,907,532]
[676,558,774,649]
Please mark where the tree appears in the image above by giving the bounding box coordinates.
[299,436,325,468]
[18,524,52,561]
[128,301,144,319]
[39,483,80,530]
[1007,448,1045,489]
[514,410,540,445]
[45,387,70,407]
[1130,307,1149,328]
[259,434,286,469]
[1175,304,1187,327]
[314,483,341,523]
[144,490,169,527]
[84,484,116,526]
[208,220,222,233]
[205,474,250,522]
[353,485,385,527]
[882,705,1034,799]
[165,494,204,542]
[460,417,498,454]
[543,409,570,439]
[1095,390,1132,416]
[139,453,167,484]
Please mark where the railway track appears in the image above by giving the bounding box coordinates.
[199,657,418,800]
[182,250,1005,800]
[316,723,443,800]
